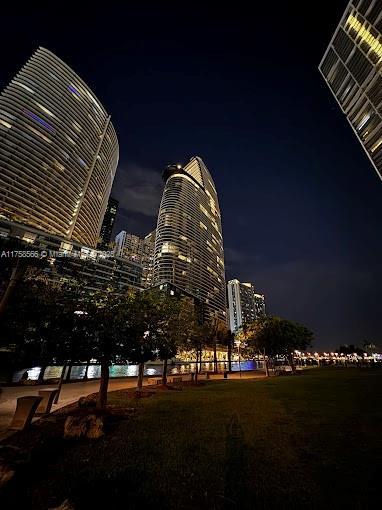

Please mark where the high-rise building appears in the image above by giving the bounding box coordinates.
[153,157,226,323]
[319,1,382,181]
[114,229,156,288]
[0,47,119,248]
[227,279,266,332]
[97,197,118,249]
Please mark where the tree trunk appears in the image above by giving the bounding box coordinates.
[195,350,199,383]
[65,364,72,382]
[97,359,109,408]
[263,348,269,377]
[83,360,90,381]
[288,353,296,373]
[54,364,66,404]
[228,339,232,373]
[199,347,203,373]
[162,358,168,385]
[0,262,26,318]
[137,361,145,390]
[213,341,218,373]
[37,365,46,385]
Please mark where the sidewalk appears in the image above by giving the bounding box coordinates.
[0,377,146,437]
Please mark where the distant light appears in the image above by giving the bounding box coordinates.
[74,310,87,315]
[176,164,182,169]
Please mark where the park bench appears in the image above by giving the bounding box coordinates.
[170,376,183,384]
[148,378,162,385]
[9,396,43,431]
[36,388,59,415]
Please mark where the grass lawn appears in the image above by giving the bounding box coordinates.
[1,367,381,509]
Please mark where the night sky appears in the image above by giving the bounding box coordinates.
[1,2,381,350]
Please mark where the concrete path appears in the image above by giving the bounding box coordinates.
[0,370,266,438]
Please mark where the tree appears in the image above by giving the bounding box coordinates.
[181,308,206,383]
[336,344,364,356]
[203,318,228,373]
[1,271,92,392]
[0,237,48,318]
[122,289,168,392]
[79,290,138,407]
[363,341,378,356]
[154,296,196,385]
[1,275,80,383]
[220,328,235,373]
[245,316,313,373]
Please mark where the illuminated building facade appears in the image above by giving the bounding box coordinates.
[319,0,382,181]
[0,47,119,248]
[227,279,266,332]
[114,229,156,288]
[0,218,142,293]
[153,157,226,322]
[97,197,118,249]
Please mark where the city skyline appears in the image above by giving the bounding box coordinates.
[1,2,381,349]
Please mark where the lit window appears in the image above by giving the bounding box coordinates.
[35,102,55,118]
[357,112,370,131]
[27,125,51,143]
[68,84,81,98]
[65,134,76,145]
[371,139,382,153]
[53,160,65,171]
[0,110,15,120]
[161,242,178,254]
[0,119,12,129]
[78,157,88,169]
[23,109,56,133]
[13,81,34,94]
[347,14,382,62]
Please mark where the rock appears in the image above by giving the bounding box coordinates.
[78,396,96,408]
[0,462,15,489]
[0,444,31,465]
[86,416,104,439]
[64,414,104,440]
[49,499,75,510]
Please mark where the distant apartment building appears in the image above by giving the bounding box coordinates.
[97,197,118,250]
[227,279,266,332]
[114,229,156,288]
[319,0,382,181]
[0,218,142,293]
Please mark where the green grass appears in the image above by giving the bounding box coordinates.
[2,367,382,509]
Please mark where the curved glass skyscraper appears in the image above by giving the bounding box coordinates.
[0,47,119,247]
[153,156,226,322]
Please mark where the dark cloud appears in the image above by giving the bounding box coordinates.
[112,163,163,218]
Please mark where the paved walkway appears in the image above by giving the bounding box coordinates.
[0,370,266,438]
